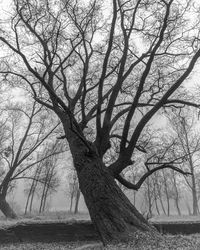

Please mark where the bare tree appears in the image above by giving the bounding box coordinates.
[24,140,63,214]
[142,176,155,219]
[67,170,78,212]
[0,101,59,218]
[67,170,81,214]
[24,158,42,214]
[38,142,61,213]
[167,110,200,215]
[170,169,182,215]
[1,0,200,242]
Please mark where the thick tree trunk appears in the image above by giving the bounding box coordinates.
[77,159,156,243]
[58,113,157,243]
[0,196,17,219]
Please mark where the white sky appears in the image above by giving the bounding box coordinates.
[0,0,199,213]
[0,0,12,18]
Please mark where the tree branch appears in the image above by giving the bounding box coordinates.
[115,164,191,191]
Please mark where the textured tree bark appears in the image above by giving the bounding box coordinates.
[77,158,156,243]
[0,196,17,219]
[58,113,157,243]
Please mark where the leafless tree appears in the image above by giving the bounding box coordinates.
[167,110,200,215]
[0,0,200,242]
[0,101,59,218]
[67,170,80,214]
[24,139,64,214]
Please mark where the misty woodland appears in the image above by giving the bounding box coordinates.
[1,0,200,248]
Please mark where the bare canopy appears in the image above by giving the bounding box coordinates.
[0,0,200,243]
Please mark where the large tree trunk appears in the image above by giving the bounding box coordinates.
[0,195,17,219]
[77,158,156,243]
[58,113,157,243]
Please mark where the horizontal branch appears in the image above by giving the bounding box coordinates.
[115,164,192,191]
[165,99,200,108]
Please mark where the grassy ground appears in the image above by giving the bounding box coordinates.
[150,214,200,223]
[0,242,82,250]
[0,211,90,228]
[105,232,200,250]
[1,213,200,249]
[0,234,200,249]
[0,211,198,226]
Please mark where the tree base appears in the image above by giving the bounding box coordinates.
[78,159,157,244]
[0,197,17,219]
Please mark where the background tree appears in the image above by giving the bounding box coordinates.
[142,129,192,216]
[1,0,200,242]
[170,169,182,216]
[67,170,80,214]
[166,109,200,215]
[38,141,62,213]
[0,101,59,218]
[24,156,42,214]
[24,139,64,214]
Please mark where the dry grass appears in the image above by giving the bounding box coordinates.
[0,211,90,229]
[150,214,200,223]
[105,232,200,250]
[0,234,200,250]
[1,213,200,249]
[0,242,85,250]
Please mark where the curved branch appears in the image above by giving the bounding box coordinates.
[165,99,200,108]
[115,164,191,191]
